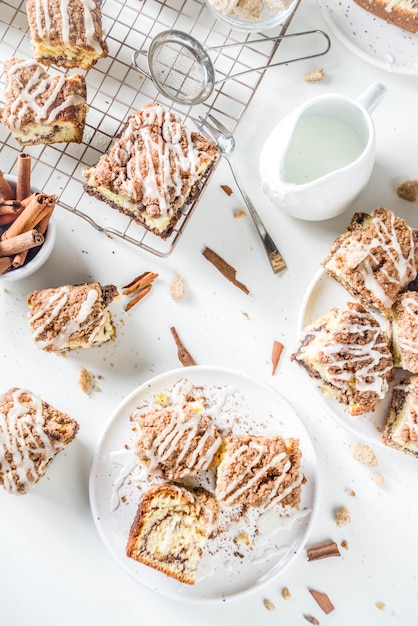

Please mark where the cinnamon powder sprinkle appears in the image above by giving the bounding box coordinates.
[307,541,341,561]
[202,246,249,294]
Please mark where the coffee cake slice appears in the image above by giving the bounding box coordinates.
[388,291,418,373]
[322,208,418,317]
[291,302,393,416]
[83,102,219,239]
[1,57,87,145]
[27,282,118,352]
[26,0,108,69]
[0,387,79,494]
[382,375,418,456]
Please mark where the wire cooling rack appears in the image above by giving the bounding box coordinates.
[0,0,299,257]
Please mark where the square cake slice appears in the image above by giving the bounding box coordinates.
[215,434,303,510]
[291,302,393,416]
[26,0,108,69]
[134,398,222,480]
[126,483,219,584]
[1,57,88,146]
[382,375,418,456]
[0,387,79,494]
[388,291,418,373]
[322,208,418,317]
[83,102,219,239]
[353,0,418,33]
[27,282,118,352]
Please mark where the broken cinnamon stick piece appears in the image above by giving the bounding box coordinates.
[0,256,13,275]
[12,250,29,269]
[303,615,320,625]
[221,184,233,196]
[309,589,335,615]
[124,284,153,311]
[1,193,56,240]
[170,326,196,367]
[202,246,249,295]
[271,340,284,375]
[122,271,158,295]
[307,541,341,561]
[16,153,31,201]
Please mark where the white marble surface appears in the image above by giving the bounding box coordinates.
[1,0,418,624]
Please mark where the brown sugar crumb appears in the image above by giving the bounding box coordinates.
[169,274,185,300]
[335,506,351,527]
[233,209,246,218]
[282,586,291,599]
[221,184,233,196]
[78,368,93,394]
[352,441,378,466]
[304,67,325,82]
[397,179,418,202]
[341,539,349,550]
[263,598,276,611]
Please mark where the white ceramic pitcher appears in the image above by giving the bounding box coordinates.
[259,83,387,221]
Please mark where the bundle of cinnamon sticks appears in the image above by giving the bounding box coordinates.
[0,153,57,275]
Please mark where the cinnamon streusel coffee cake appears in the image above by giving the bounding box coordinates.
[27,282,118,352]
[291,302,393,416]
[126,483,219,584]
[388,291,418,373]
[26,0,108,69]
[353,0,418,33]
[322,208,418,317]
[134,397,222,480]
[1,57,88,145]
[83,102,219,239]
[0,387,79,494]
[215,435,303,509]
[382,375,418,456]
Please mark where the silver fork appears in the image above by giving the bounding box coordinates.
[196,114,286,274]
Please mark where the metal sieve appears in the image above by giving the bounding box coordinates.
[132,29,331,106]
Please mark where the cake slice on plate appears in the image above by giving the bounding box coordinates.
[388,291,418,373]
[382,375,418,456]
[353,0,418,33]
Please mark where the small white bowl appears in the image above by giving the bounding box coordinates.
[0,175,56,282]
[205,0,297,32]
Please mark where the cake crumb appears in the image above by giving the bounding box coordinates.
[169,274,185,300]
[352,441,378,466]
[78,368,93,394]
[372,473,384,485]
[263,598,275,611]
[340,539,349,550]
[335,506,351,527]
[397,179,418,202]
[233,209,246,218]
[376,601,386,610]
[282,586,291,599]
[346,488,356,497]
[234,532,250,546]
[304,67,325,82]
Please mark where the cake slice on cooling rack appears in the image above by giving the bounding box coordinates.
[26,0,108,69]
[1,57,88,145]
[126,483,219,584]
[83,102,219,239]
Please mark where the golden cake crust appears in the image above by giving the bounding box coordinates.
[291,302,393,416]
[27,282,118,352]
[353,0,418,32]
[215,434,303,509]
[322,208,418,317]
[126,483,219,584]
[0,387,79,494]
[83,102,219,239]
[382,375,418,456]
[26,0,108,69]
[135,399,222,480]
[1,57,87,145]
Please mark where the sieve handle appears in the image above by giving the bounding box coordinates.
[212,29,331,85]
[132,49,153,79]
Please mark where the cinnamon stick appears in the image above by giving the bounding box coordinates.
[0,256,13,275]
[124,284,153,311]
[202,246,249,295]
[12,250,29,269]
[307,541,341,561]
[16,153,31,201]
[170,326,196,367]
[0,172,15,201]
[1,193,56,240]
[0,200,23,215]
[0,229,44,257]
[309,589,335,615]
[122,271,159,295]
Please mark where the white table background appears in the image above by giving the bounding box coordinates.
[1,0,418,624]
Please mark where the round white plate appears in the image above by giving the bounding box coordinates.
[89,366,318,602]
[298,268,396,445]
[319,0,418,75]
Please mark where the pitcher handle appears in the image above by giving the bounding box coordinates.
[356,82,387,114]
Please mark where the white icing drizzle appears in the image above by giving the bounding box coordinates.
[110,104,207,217]
[139,402,222,478]
[0,389,62,494]
[33,0,104,53]
[28,285,106,350]
[216,440,301,509]
[342,212,416,309]
[307,307,392,397]
[109,448,138,512]
[5,59,85,129]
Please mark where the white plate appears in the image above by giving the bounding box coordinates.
[319,0,418,75]
[89,366,318,602]
[298,268,396,445]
